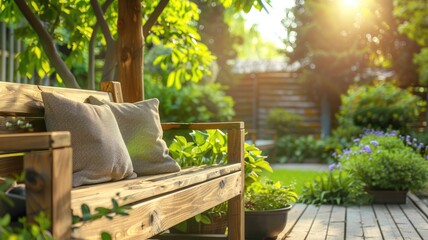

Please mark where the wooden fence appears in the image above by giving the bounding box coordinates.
[0,22,24,83]
[226,71,322,137]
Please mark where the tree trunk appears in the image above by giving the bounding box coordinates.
[117,0,144,102]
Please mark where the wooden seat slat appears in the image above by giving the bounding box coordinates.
[71,164,241,215]
[73,171,241,239]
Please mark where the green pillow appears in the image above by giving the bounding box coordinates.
[88,97,180,175]
[42,92,135,187]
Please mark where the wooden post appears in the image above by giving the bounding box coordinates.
[117,0,144,102]
[24,148,72,239]
[227,125,245,239]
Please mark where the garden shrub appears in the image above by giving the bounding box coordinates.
[337,130,428,191]
[266,108,302,135]
[145,79,235,123]
[335,82,421,140]
[275,135,336,163]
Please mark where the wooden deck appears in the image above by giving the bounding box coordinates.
[278,192,428,240]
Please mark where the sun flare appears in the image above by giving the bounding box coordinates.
[342,0,359,8]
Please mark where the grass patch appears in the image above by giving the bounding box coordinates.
[261,168,325,195]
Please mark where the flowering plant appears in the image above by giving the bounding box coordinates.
[336,130,428,191]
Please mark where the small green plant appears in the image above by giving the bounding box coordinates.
[299,164,369,205]
[169,129,272,186]
[338,130,428,191]
[245,179,297,211]
[266,108,302,135]
[169,129,272,226]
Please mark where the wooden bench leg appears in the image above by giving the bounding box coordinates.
[227,128,245,240]
[228,195,244,240]
[25,147,72,239]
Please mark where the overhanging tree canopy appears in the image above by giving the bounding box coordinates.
[1,0,270,102]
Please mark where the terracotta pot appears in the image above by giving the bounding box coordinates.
[245,206,292,240]
[366,189,408,204]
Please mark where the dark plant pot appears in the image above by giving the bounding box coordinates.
[0,192,26,220]
[366,189,408,204]
[245,206,292,240]
[171,214,227,234]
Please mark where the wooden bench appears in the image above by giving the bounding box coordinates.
[0,81,245,239]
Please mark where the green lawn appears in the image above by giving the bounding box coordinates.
[261,168,326,195]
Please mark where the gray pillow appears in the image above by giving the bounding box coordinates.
[88,96,180,175]
[42,92,135,187]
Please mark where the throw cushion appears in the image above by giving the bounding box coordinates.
[42,92,135,187]
[88,96,180,175]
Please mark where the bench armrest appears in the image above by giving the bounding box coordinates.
[161,122,244,131]
[0,131,71,152]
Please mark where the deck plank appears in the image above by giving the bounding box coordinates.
[306,205,332,240]
[277,204,308,239]
[373,204,402,239]
[401,201,428,239]
[388,204,422,240]
[346,206,364,239]
[360,205,382,239]
[283,194,428,240]
[285,204,319,239]
[326,205,346,240]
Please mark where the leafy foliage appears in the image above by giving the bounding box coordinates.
[336,82,421,138]
[1,0,268,88]
[275,135,337,164]
[338,130,428,191]
[145,80,234,123]
[0,174,52,239]
[299,164,369,205]
[394,0,428,84]
[169,129,272,225]
[0,212,53,240]
[169,129,272,186]
[245,179,297,211]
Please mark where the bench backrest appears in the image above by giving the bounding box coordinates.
[0,82,122,133]
[0,81,124,178]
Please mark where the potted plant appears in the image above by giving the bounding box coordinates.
[336,130,428,203]
[168,129,273,234]
[244,179,298,240]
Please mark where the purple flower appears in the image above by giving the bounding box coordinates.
[328,163,336,171]
[343,149,351,155]
[360,145,372,154]
[353,138,360,143]
[370,140,379,147]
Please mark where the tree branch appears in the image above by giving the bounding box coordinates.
[90,0,114,45]
[88,0,114,88]
[89,0,117,83]
[14,0,80,88]
[143,0,169,37]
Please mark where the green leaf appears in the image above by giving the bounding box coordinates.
[101,232,112,240]
[81,204,92,221]
[191,130,208,145]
